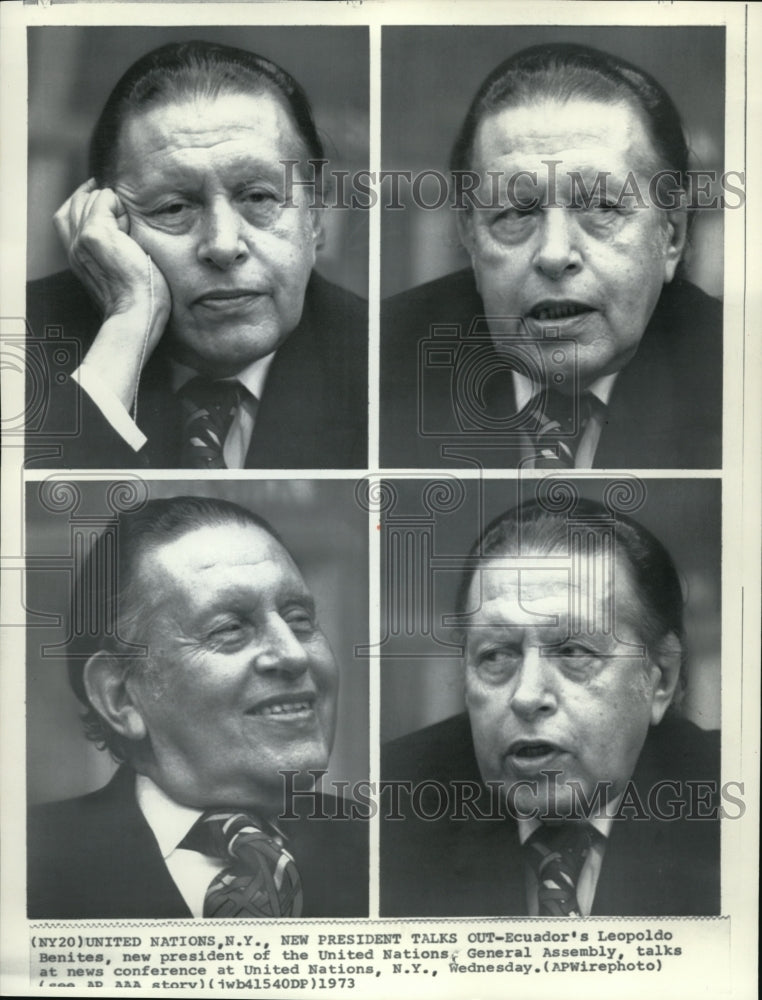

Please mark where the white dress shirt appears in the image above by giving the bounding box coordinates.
[72,351,275,468]
[135,774,225,918]
[512,370,618,469]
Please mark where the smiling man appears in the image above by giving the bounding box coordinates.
[380,498,720,917]
[26,40,367,469]
[380,43,721,468]
[27,495,368,919]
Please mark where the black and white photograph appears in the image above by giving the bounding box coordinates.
[380,26,726,469]
[0,3,758,1000]
[378,477,721,917]
[24,26,369,470]
[25,478,369,919]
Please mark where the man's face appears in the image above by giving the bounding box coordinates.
[115,91,321,377]
[460,98,686,390]
[124,521,338,812]
[463,553,674,818]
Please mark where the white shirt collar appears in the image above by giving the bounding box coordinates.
[512,370,619,412]
[135,773,204,859]
[169,352,276,401]
[516,792,624,845]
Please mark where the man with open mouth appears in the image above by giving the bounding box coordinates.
[380,41,721,469]
[381,497,720,917]
[28,494,368,919]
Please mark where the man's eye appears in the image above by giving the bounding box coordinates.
[587,201,619,214]
[240,189,281,226]
[243,189,275,203]
[556,642,593,656]
[472,646,522,681]
[573,199,627,224]
[494,206,536,224]
[154,201,191,216]
[208,620,245,641]
[284,609,316,634]
[489,207,537,242]
[552,643,602,676]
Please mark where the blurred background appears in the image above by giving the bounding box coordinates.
[26,478,368,805]
[27,26,369,297]
[382,25,725,299]
[379,477,721,741]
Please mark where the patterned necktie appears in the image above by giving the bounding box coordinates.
[182,811,303,918]
[532,391,601,469]
[523,822,598,916]
[178,377,243,469]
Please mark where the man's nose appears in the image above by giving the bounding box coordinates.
[251,616,310,677]
[532,208,582,280]
[509,647,558,720]
[197,197,249,269]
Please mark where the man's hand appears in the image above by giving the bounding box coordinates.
[54,179,172,412]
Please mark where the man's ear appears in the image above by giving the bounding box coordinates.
[648,631,683,725]
[662,207,688,283]
[310,208,326,254]
[83,651,147,743]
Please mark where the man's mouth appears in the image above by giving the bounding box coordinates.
[527,300,594,322]
[246,693,316,718]
[506,739,565,764]
[194,289,266,310]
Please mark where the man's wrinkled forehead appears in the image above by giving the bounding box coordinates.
[470,96,657,176]
[110,84,308,182]
[465,550,643,631]
[133,519,295,601]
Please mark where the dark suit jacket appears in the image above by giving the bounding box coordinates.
[28,767,368,919]
[25,269,368,469]
[380,270,722,469]
[380,713,720,917]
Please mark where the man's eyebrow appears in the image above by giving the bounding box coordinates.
[124,157,288,194]
[283,590,316,613]
[199,584,316,611]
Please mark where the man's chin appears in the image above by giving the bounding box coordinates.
[168,325,290,378]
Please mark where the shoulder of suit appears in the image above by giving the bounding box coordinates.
[27,268,88,299]
[306,270,367,326]
[652,278,722,342]
[382,712,480,784]
[28,767,133,824]
[27,268,99,317]
[26,269,102,350]
[281,790,363,821]
[638,715,720,783]
[383,268,481,318]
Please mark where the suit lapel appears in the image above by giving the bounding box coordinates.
[90,769,191,918]
[245,315,325,468]
[592,814,666,916]
[591,721,720,916]
[450,815,528,916]
[594,324,678,468]
[135,352,180,467]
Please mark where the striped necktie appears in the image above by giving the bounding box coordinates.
[532,391,602,468]
[182,811,303,918]
[178,376,243,469]
[523,822,598,916]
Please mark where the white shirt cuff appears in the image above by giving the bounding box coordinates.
[72,364,147,452]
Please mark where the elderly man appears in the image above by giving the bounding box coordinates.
[380,498,720,916]
[26,41,367,469]
[380,43,721,468]
[28,495,367,918]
